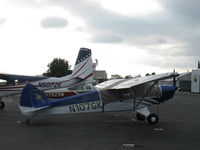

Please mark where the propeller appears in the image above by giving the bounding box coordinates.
[173,69,176,87]
[172,69,180,90]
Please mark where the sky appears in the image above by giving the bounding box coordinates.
[0,0,199,78]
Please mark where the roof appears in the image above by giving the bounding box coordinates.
[177,72,191,79]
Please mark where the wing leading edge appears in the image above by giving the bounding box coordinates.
[96,72,179,90]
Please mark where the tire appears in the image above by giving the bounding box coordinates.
[0,101,5,109]
[25,119,31,124]
[136,113,145,121]
[147,113,159,125]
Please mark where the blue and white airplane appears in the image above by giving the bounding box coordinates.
[19,72,179,124]
[0,48,94,109]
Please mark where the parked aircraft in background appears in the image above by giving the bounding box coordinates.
[19,72,179,125]
[0,48,94,109]
[0,74,48,85]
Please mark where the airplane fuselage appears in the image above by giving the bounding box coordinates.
[0,74,91,97]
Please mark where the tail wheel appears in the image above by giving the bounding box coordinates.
[147,113,159,125]
[136,113,145,121]
[0,101,5,109]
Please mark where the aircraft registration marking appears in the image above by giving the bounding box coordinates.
[38,82,61,88]
[45,92,64,98]
[69,101,101,113]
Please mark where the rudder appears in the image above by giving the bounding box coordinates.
[72,48,93,79]
[20,84,50,108]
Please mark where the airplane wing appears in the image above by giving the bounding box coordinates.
[0,73,48,85]
[95,72,179,90]
[0,74,9,81]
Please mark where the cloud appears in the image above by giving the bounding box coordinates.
[40,16,68,29]
[0,18,6,26]
[11,0,200,71]
[44,0,200,70]
[159,0,200,24]
[91,34,123,43]
[157,38,167,44]
[45,1,173,42]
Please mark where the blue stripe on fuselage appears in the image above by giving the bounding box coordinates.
[48,90,101,107]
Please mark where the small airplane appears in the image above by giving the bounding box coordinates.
[19,72,179,125]
[0,47,94,109]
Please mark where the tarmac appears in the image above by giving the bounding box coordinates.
[0,92,200,150]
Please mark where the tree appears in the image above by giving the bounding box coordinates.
[43,58,72,77]
[111,74,123,79]
[125,75,133,79]
[145,73,150,76]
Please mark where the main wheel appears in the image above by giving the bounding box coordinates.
[0,101,5,109]
[147,113,159,125]
[136,113,145,121]
[25,119,31,124]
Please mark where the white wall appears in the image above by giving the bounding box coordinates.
[191,69,200,93]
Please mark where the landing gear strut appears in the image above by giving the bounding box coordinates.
[24,114,38,124]
[136,113,145,121]
[136,107,159,125]
[0,100,5,109]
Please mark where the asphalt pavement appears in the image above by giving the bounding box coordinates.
[0,92,200,150]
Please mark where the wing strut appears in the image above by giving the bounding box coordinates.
[129,81,159,110]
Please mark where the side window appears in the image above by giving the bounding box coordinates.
[0,80,7,86]
[84,84,93,90]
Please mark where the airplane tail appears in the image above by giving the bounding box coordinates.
[71,48,94,80]
[20,84,50,109]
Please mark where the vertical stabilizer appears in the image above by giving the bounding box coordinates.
[20,84,49,108]
[72,48,93,79]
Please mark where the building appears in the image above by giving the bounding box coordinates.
[177,72,191,91]
[191,69,200,93]
[160,72,191,91]
[93,70,108,84]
